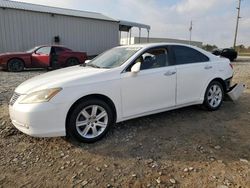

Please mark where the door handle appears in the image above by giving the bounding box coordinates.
[164,70,176,76]
[204,65,212,70]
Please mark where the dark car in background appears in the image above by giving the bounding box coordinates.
[0,45,87,72]
[212,48,238,62]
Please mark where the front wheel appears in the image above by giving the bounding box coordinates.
[7,59,24,72]
[66,99,114,143]
[203,81,224,111]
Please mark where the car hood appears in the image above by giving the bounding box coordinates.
[15,65,111,94]
[0,52,30,57]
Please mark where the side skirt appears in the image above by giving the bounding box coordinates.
[116,100,203,123]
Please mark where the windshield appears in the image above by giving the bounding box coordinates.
[87,47,141,69]
[26,46,39,53]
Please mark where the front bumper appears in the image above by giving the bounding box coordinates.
[9,101,67,137]
[0,59,7,70]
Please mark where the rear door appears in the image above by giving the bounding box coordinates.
[171,45,211,105]
[31,46,51,67]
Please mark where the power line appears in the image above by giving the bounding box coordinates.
[233,0,242,49]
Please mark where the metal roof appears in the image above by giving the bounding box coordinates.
[119,20,151,30]
[0,0,117,22]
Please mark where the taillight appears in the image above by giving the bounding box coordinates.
[229,63,233,69]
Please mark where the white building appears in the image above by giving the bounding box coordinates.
[0,0,202,56]
[0,0,119,56]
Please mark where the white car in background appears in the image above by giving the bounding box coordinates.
[9,43,238,142]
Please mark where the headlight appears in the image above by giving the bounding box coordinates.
[19,88,62,104]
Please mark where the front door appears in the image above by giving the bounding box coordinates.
[31,46,51,67]
[121,47,176,118]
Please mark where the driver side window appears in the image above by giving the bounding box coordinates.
[131,48,168,71]
[36,47,51,55]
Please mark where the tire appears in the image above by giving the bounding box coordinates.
[66,58,79,67]
[66,98,114,143]
[7,58,24,72]
[203,81,224,111]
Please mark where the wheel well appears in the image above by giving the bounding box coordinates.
[66,94,117,127]
[209,78,226,92]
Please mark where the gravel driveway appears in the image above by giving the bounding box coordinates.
[0,64,249,188]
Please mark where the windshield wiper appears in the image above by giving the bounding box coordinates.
[86,64,101,68]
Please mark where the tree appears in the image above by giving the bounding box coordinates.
[202,44,218,52]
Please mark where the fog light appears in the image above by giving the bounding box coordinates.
[12,120,29,129]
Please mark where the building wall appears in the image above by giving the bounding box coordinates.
[0,8,119,55]
[121,37,203,48]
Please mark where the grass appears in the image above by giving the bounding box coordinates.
[238,53,250,57]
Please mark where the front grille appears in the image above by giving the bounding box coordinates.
[9,92,21,106]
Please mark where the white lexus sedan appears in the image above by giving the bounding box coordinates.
[9,43,234,142]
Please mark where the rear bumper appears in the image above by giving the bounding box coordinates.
[224,77,233,92]
[227,83,246,101]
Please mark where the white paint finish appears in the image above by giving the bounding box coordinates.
[227,83,245,101]
[0,8,119,55]
[176,62,212,105]
[9,100,67,137]
[121,67,176,117]
[9,43,234,138]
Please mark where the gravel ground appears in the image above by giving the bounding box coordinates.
[0,64,249,188]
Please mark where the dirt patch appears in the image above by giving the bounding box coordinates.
[0,65,249,188]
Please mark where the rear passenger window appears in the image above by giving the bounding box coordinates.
[54,47,65,55]
[173,46,209,65]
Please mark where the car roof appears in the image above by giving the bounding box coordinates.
[36,45,69,48]
[119,43,220,61]
[119,42,204,49]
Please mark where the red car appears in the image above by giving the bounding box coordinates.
[0,45,87,72]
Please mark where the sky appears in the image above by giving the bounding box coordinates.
[14,0,250,48]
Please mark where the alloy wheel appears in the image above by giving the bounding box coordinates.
[207,84,223,108]
[75,105,108,139]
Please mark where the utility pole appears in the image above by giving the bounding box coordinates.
[233,0,242,49]
[189,20,193,45]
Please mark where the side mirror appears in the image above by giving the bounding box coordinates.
[34,51,40,55]
[85,60,91,64]
[131,62,141,73]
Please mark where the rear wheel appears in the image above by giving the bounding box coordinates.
[7,58,24,72]
[66,58,79,67]
[203,81,224,111]
[66,99,114,143]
